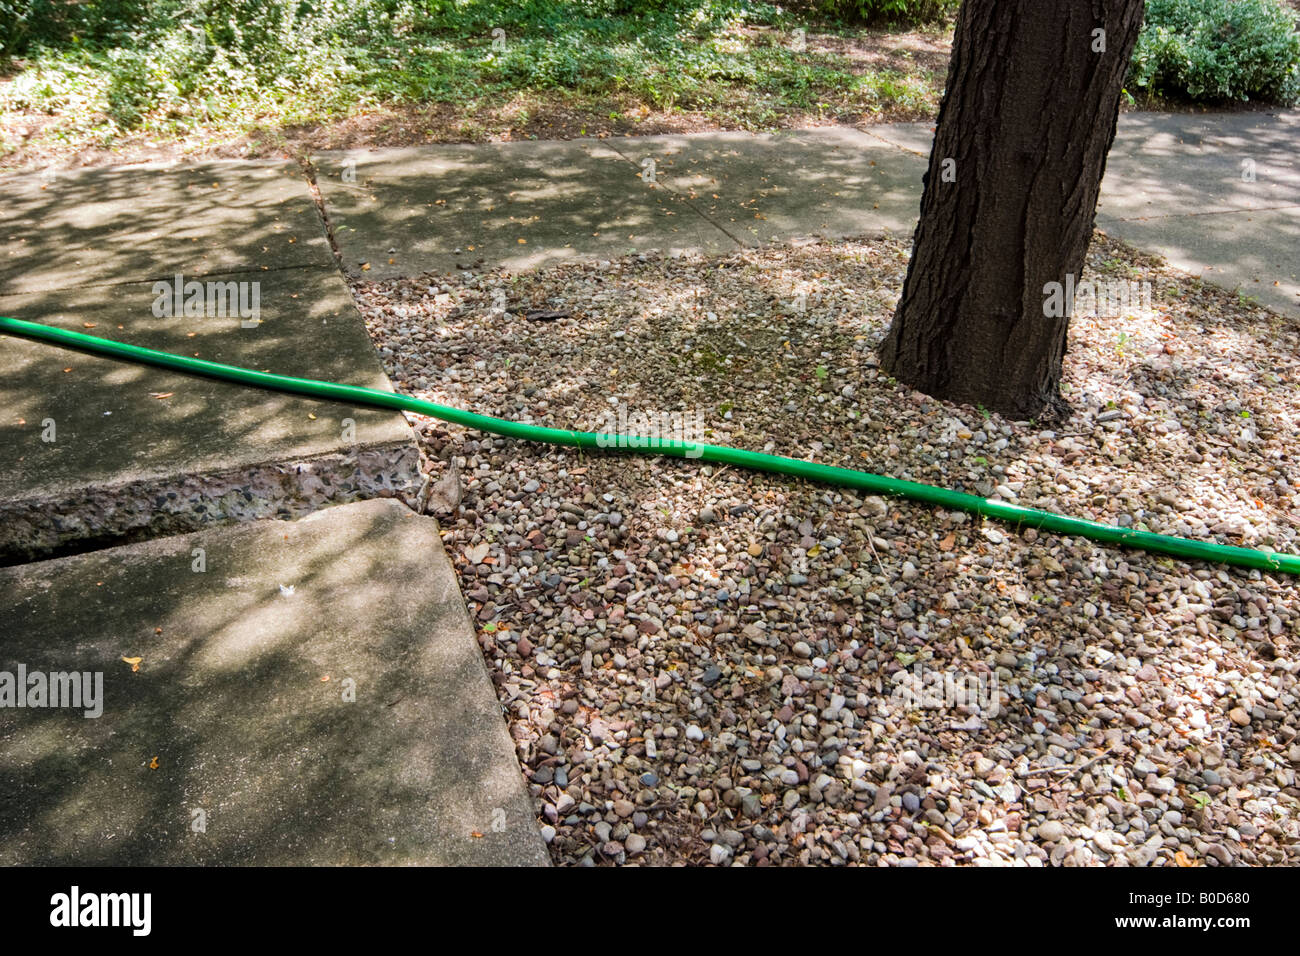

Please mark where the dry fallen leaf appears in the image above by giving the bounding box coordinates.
[122,656,142,673]
[938,532,956,552]
[149,756,159,770]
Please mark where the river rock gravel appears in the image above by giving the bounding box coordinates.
[351,234,1300,866]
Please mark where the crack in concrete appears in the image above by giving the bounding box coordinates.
[600,138,749,249]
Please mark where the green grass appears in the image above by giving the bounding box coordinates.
[0,0,948,160]
[6,0,1299,163]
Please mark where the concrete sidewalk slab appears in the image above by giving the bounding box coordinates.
[0,160,334,296]
[1103,111,1300,216]
[1096,204,1300,312]
[857,112,1300,204]
[604,128,927,246]
[1,265,420,562]
[860,121,936,156]
[0,498,549,866]
[314,113,1300,318]
[315,139,738,281]
[1099,111,1300,317]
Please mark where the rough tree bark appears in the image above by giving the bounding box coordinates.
[878,0,1146,419]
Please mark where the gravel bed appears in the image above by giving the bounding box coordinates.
[352,234,1300,866]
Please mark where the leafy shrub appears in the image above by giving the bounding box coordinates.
[1131,0,1300,105]
[3,0,402,128]
[815,0,959,26]
[3,0,944,151]
[0,1,28,55]
[1,0,156,57]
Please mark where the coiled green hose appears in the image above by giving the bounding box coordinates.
[4,314,1297,576]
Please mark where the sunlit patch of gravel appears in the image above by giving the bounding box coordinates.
[351,235,1300,866]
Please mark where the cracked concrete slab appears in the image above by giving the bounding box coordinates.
[1,265,419,562]
[318,131,925,280]
[0,498,550,866]
[314,139,738,280]
[859,121,937,157]
[604,128,927,247]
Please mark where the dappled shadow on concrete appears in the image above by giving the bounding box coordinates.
[607,128,926,246]
[316,138,738,281]
[2,266,405,498]
[0,158,407,501]
[1104,111,1300,217]
[1100,110,1300,318]
[315,129,928,281]
[0,160,332,296]
[0,499,547,866]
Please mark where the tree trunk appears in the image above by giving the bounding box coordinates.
[879,0,1146,420]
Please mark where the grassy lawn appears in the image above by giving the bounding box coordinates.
[0,1,951,168]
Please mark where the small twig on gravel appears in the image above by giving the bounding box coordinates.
[636,800,681,814]
[1052,746,1114,777]
[864,527,889,582]
[1024,747,1114,796]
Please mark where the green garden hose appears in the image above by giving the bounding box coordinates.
[4,314,1298,576]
